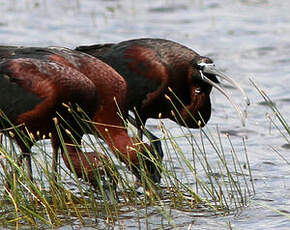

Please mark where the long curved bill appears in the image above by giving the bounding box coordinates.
[198,63,249,126]
[201,64,250,106]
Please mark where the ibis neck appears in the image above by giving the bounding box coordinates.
[61,143,107,185]
[178,88,211,128]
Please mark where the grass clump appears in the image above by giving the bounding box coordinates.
[0,100,254,229]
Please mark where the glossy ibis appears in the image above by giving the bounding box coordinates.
[76,38,249,138]
[0,46,161,185]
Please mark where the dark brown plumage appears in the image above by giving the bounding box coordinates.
[76,38,249,137]
[0,46,161,186]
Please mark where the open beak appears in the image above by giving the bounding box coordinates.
[198,63,250,126]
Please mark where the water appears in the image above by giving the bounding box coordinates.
[0,0,290,229]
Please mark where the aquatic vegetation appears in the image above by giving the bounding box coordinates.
[250,80,290,220]
[0,99,253,229]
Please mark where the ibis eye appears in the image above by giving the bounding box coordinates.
[195,88,201,94]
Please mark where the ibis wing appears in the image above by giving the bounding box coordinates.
[0,58,98,125]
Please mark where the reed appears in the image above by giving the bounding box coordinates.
[0,98,254,228]
[251,80,290,220]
